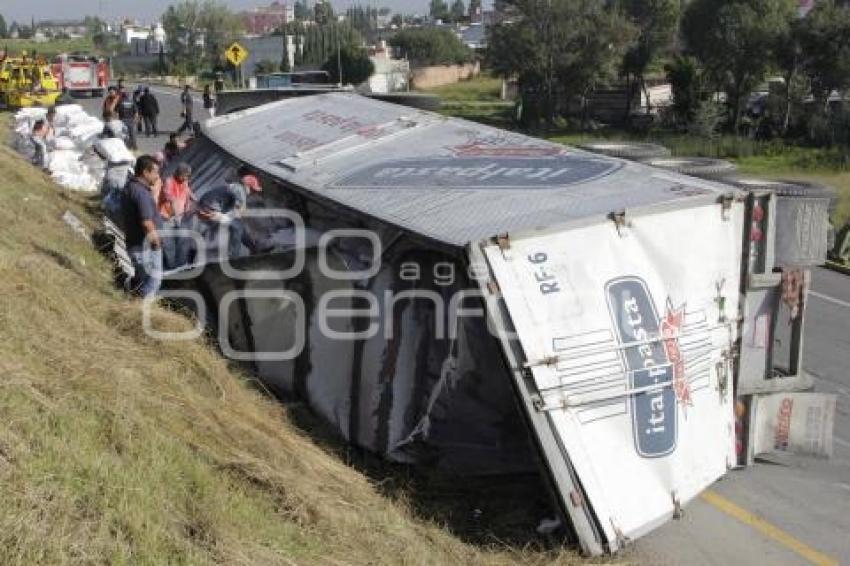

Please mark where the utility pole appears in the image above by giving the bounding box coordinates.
[337,43,342,86]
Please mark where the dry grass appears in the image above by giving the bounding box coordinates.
[0,121,584,564]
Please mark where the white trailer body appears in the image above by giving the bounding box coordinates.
[165,92,831,555]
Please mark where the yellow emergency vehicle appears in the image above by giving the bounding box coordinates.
[0,54,61,108]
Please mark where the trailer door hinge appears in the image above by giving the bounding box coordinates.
[672,491,684,519]
[720,194,735,220]
[609,210,628,237]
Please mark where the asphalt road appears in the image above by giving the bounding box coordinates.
[73,88,850,564]
[74,84,206,156]
[636,266,850,566]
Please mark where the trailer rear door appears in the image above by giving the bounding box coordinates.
[471,197,746,554]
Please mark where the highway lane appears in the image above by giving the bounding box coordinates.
[638,266,850,565]
[74,84,206,156]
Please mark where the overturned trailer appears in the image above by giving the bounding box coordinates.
[165,93,833,555]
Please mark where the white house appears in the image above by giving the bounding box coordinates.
[121,24,153,45]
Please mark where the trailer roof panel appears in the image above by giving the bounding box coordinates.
[204,93,736,246]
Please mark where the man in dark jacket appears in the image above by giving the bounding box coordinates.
[176,85,194,135]
[116,86,138,150]
[138,87,160,137]
[123,155,164,298]
[133,85,145,133]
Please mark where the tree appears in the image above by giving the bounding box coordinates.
[162,1,243,73]
[772,20,804,135]
[347,5,378,37]
[468,0,482,20]
[619,0,679,120]
[322,46,375,85]
[162,1,204,72]
[314,1,335,25]
[255,59,280,74]
[0,14,7,39]
[282,21,364,67]
[389,28,473,65]
[795,1,850,112]
[390,14,403,27]
[450,0,467,22]
[294,0,311,22]
[282,36,292,71]
[83,16,107,37]
[665,54,705,127]
[200,1,244,69]
[681,0,797,131]
[429,0,450,21]
[487,0,636,127]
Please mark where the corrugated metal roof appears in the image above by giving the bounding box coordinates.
[203,92,736,247]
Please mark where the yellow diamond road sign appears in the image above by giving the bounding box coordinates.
[226,42,249,66]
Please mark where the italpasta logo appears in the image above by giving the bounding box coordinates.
[606,277,684,458]
[331,155,621,190]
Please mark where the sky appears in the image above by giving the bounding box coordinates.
[0,0,443,25]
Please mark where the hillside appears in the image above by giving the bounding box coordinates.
[0,124,581,564]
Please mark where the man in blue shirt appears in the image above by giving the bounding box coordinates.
[123,155,164,298]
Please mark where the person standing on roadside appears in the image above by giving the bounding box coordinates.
[30,119,51,170]
[203,84,216,118]
[123,155,164,298]
[176,85,194,135]
[133,84,145,133]
[117,86,138,150]
[102,86,120,119]
[138,87,160,137]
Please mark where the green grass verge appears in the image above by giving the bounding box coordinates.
[2,38,97,58]
[419,75,504,103]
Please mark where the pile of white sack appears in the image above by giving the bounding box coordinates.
[12,104,135,193]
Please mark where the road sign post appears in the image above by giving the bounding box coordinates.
[225,42,249,89]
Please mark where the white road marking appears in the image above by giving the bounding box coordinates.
[150,88,182,99]
[809,291,850,310]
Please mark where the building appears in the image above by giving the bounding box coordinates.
[36,19,89,38]
[458,23,486,50]
[242,2,295,36]
[241,35,285,76]
[121,23,154,45]
[367,52,410,94]
[121,23,168,56]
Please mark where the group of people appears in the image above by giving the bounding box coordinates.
[27,78,237,299]
[101,80,161,150]
[121,154,264,298]
[99,80,218,150]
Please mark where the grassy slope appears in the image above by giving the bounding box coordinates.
[0,125,578,564]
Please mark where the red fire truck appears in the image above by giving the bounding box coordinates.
[51,54,110,98]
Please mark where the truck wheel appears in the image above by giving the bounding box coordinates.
[578,141,671,160]
[639,156,737,178]
[723,176,837,266]
[720,176,836,211]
